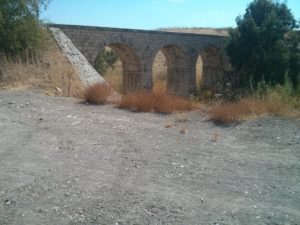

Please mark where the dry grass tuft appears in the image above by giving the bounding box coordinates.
[118,90,193,113]
[165,124,173,128]
[179,127,187,134]
[210,98,266,124]
[84,83,112,104]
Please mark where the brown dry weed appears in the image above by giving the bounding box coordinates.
[118,90,193,113]
[84,83,112,104]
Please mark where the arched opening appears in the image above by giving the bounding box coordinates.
[152,45,189,95]
[152,50,167,93]
[199,46,224,93]
[94,43,142,94]
[94,47,122,92]
[195,55,203,88]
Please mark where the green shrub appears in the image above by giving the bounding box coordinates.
[94,49,118,75]
[255,75,300,110]
[0,0,51,57]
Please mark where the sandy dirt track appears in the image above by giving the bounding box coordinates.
[0,90,299,225]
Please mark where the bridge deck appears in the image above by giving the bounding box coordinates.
[49,24,227,38]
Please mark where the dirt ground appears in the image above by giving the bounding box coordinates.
[0,90,299,225]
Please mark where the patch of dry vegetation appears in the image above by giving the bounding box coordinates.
[118,90,193,113]
[0,37,84,97]
[153,80,167,94]
[210,89,300,124]
[84,83,112,104]
[210,98,266,124]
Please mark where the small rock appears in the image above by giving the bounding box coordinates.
[4,199,11,205]
[179,128,187,134]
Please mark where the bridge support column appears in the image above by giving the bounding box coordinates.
[200,47,227,93]
[131,59,153,92]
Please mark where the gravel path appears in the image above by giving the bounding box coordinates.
[0,90,299,225]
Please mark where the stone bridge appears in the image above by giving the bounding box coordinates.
[51,24,228,95]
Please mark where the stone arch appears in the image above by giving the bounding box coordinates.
[95,43,142,94]
[152,44,189,95]
[199,45,224,93]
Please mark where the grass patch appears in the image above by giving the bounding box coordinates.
[118,90,193,113]
[84,83,112,104]
[210,83,300,124]
[210,98,266,124]
[0,36,84,97]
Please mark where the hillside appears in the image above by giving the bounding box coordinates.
[0,33,84,97]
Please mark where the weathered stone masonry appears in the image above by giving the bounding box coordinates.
[50,24,228,95]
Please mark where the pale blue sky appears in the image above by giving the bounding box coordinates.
[42,0,300,29]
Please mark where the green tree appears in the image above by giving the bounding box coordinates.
[0,0,51,56]
[226,0,299,88]
[285,30,300,87]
